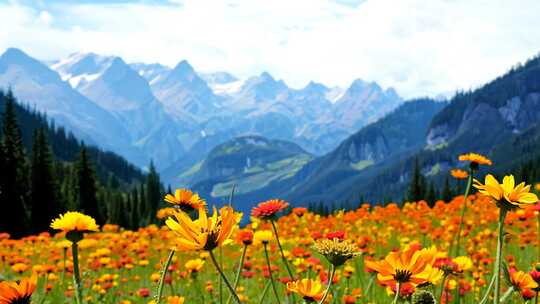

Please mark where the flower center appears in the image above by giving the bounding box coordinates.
[394,269,412,283]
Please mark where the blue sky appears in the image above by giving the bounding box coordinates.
[1,0,540,98]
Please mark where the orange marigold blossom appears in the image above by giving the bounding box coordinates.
[164,189,206,212]
[364,247,433,285]
[510,271,538,291]
[286,278,326,302]
[165,206,238,251]
[450,169,469,179]
[0,274,37,304]
[458,152,493,167]
[474,174,539,208]
[251,199,289,219]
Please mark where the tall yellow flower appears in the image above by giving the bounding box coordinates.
[0,274,37,304]
[474,174,538,208]
[458,153,492,167]
[50,211,99,233]
[165,206,238,251]
[286,279,326,303]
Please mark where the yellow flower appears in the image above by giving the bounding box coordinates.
[185,259,205,273]
[167,296,185,304]
[474,174,538,208]
[422,265,444,285]
[0,274,37,304]
[253,230,273,246]
[165,206,238,251]
[286,279,325,302]
[452,256,472,272]
[458,153,492,166]
[164,189,206,212]
[50,211,99,233]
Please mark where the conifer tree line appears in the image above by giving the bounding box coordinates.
[0,90,165,238]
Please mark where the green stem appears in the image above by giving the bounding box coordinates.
[271,220,294,280]
[494,208,508,304]
[227,245,248,304]
[210,250,241,304]
[365,273,375,301]
[71,242,82,304]
[499,286,514,303]
[154,250,175,304]
[454,168,473,256]
[392,282,401,304]
[479,273,497,304]
[219,246,224,304]
[61,247,67,289]
[193,275,205,303]
[319,264,335,304]
[263,243,281,304]
[439,273,449,303]
[257,281,271,304]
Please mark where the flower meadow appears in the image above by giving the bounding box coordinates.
[2,154,540,303]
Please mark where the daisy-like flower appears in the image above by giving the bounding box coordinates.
[164,189,206,212]
[292,207,308,217]
[0,274,37,304]
[165,206,238,251]
[313,238,359,266]
[458,152,492,169]
[253,230,273,246]
[364,247,432,286]
[251,199,289,219]
[286,279,326,303]
[450,169,469,180]
[474,174,538,209]
[184,258,205,273]
[510,271,538,291]
[50,211,99,242]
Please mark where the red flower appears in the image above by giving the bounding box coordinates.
[522,289,536,300]
[138,288,150,297]
[251,199,289,219]
[237,230,254,245]
[326,230,345,240]
[292,207,308,217]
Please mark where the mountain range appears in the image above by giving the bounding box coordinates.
[0,48,402,180]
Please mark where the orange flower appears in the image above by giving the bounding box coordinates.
[458,153,492,167]
[450,169,469,180]
[0,274,37,304]
[286,279,325,302]
[251,199,289,219]
[164,189,206,212]
[510,271,538,291]
[364,247,432,285]
[292,207,308,217]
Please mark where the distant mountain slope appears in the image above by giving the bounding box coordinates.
[306,54,540,204]
[189,135,313,202]
[282,98,446,203]
[0,48,147,165]
[51,53,184,169]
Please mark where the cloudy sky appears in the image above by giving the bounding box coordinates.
[1,0,540,98]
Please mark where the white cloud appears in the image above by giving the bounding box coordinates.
[1,0,540,98]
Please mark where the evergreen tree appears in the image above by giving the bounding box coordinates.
[76,145,103,224]
[0,91,29,237]
[407,158,426,202]
[145,161,161,224]
[29,128,61,233]
[426,182,437,208]
[442,176,453,203]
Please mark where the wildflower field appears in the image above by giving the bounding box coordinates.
[2,154,540,303]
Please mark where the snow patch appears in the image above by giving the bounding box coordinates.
[210,80,245,95]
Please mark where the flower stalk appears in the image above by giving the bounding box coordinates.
[499,286,514,303]
[227,244,248,304]
[392,282,401,304]
[271,220,294,280]
[71,242,82,304]
[263,242,281,304]
[209,250,241,304]
[154,250,175,304]
[494,208,508,304]
[454,167,473,256]
[318,264,335,304]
